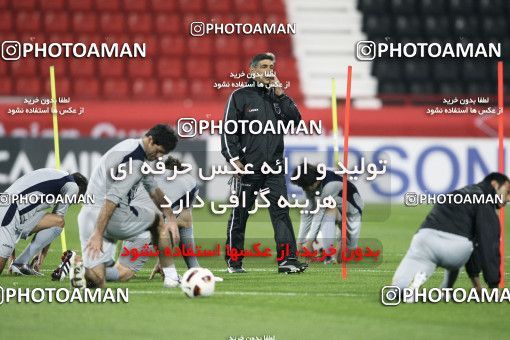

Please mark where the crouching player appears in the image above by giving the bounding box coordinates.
[105,156,200,282]
[391,172,509,291]
[79,124,181,288]
[291,162,364,264]
[0,168,88,275]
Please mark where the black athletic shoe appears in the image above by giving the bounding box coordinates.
[10,263,43,276]
[227,265,247,273]
[51,250,75,281]
[278,259,307,274]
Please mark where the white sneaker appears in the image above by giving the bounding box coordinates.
[404,271,428,303]
[163,276,180,288]
[69,253,86,289]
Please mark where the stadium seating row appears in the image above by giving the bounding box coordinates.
[358,0,509,97]
[1,0,301,101]
[0,12,288,34]
[358,0,510,15]
[4,56,298,79]
[1,0,285,14]
[0,77,303,100]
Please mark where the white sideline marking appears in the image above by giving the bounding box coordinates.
[129,290,367,297]
[39,268,510,275]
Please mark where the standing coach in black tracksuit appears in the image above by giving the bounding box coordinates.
[221,53,307,274]
[392,172,509,290]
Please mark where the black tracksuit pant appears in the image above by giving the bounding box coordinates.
[225,172,297,266]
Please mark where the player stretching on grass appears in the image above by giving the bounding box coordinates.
[79,124,181,288]
[392,172,509,291]
[291,162,364,264]
[0,168,88,275]
[104,156,201,282]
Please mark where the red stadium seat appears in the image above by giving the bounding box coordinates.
[76,33,103,45]
[10,59,37,77]
[123,0,148,11]
[95,0,121,11]
[179,0,205,12]
[127,13,152,33]
[44,12,70,32]
[151,0,178,12]
[73,12,98,33]
[11,0,36,10]
[266,14,287,25]
[206,0,231,13]
[215,59,243,79]
[261,0,285,14]
[0,60,8,75]
[69,59,95,77]
[99,60,125,77]
[47,33,74,43]
[43,78,71,97]
[237,14,258,25]
[103,78,130,98]
[275,57,298,81]
[132,78,158,98]
[161,78,188,98]
[214,37,241,56]
[127,59,154,78]
[100,13,125,33]
[73,78,100,98]
[159,36,185,56]
[16,11,41,32]
[268,35,292,57]
[0,0,8,9]
[210,14,236,24]
[183,14,209,29]
[15,78,41,95]
[39,58,67,77]
[158,58,184,78]
[155,14,181,33]
[188,37,213,56]
[40,0,66,10]
[0,81,12,95]
[18,32,46,44]
[233,0,259,13]
[103,33,130,45]
[0,13,13,31]
[132,34,157,56]
[242,38,269,56]
[190,79,215,99]
[186,58,212,78]
[68,0,93,10]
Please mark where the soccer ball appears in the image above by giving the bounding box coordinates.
[180,268,215,298]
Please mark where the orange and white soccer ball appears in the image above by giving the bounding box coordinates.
[180,268,215,298]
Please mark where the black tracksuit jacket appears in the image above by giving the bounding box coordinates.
[221,79,301,170]
[419,181,501,287]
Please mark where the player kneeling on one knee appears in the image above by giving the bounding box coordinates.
[392,172,510,291]
[0,169,88,275]
[291,162,364,264]
[105,155,201,282]
[80,125,180,289]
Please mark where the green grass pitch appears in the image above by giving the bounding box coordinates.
[1,204,509,339]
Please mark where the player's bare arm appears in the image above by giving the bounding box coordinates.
[85,199,117,259]
[150,187,180,245]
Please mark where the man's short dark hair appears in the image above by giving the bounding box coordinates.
[483,172,510,187]
[164,155,185,171]
[145,124,178,153]
[250,52,275,67]
[71,172,88,196]
[291,163,319,189]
